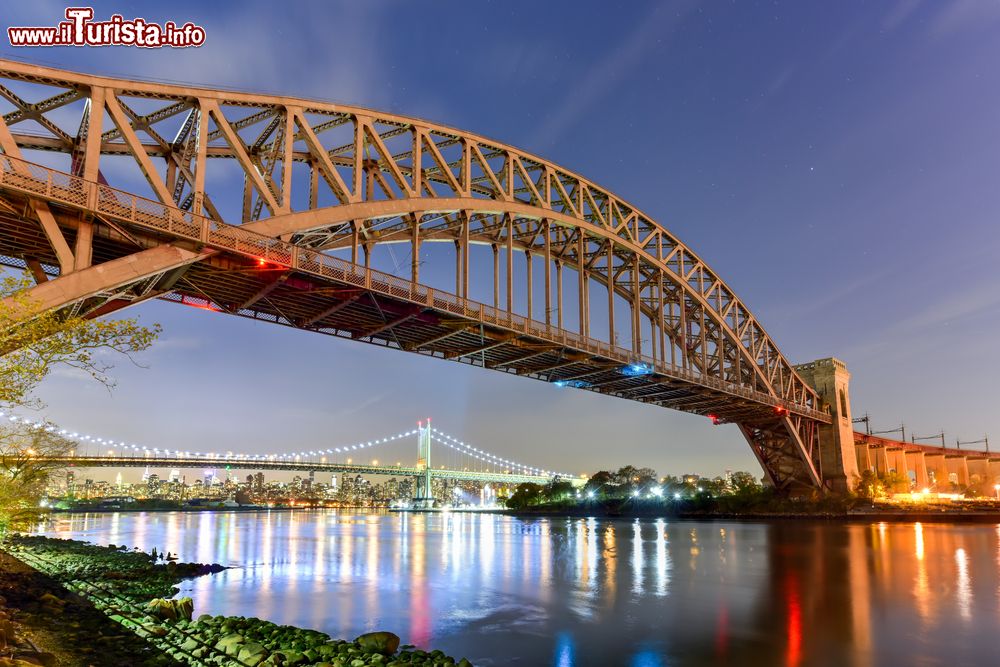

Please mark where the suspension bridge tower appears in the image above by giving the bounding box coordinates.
[413,419,435,508]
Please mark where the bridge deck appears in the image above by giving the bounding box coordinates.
[0,157,829,428]
[41,456,569,485]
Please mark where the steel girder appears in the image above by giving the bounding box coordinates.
[0,60,829,491]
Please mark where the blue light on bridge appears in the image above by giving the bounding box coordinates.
[620,362,653,377]
[553,379,592,388]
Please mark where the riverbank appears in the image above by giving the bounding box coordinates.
[1,536,473,666]
[0,546,175,666]
[501,503,1000,523]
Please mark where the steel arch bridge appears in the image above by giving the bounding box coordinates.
[0,60,837,492]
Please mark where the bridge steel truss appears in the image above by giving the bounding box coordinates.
[0,60,832,493]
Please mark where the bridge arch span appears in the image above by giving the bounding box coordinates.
[0,59,840,491]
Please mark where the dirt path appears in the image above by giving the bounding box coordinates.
[0,550,175,667]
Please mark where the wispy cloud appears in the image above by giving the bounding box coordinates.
[882,0,923,32]
[927,1,1000,39]
[841,278,1000,365]
[527,1,698,148]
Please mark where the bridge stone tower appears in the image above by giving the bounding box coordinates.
[794,358,860,492]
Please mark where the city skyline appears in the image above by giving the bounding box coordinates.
[4,0,1000,479]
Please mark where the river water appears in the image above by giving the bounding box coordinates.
[39,511,1000,666]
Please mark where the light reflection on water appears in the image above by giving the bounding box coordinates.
[40,512,1000,666]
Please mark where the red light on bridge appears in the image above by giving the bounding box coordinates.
[708,414,721,425]
[775,406,789,417]
[257,258,267,267]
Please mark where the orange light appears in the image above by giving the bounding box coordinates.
[775,406,789,416]
[257,258,266,267]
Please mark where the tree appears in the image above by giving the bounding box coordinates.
[698,477,728,496]
[544,478,575,502]
[505,483,544,509]
[608,465,658,498]
[0,274,160,533]
[583,471,614,499]
[1,275,160,407]
[855,470,884,501]
[633,467,658,494]
[729,471,762,496]
[660,475,683,497]
[611,465,639,489]
[0,421,74,533]
[879,470,910,495]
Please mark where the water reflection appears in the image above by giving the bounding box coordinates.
[41,513,1000,666]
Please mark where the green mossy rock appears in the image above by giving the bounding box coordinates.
[355,632,401,656]
[276,649,306,666]
[237,642,268,661]
[215,632,245,655]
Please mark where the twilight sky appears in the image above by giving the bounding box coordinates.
[4,0,1000,480]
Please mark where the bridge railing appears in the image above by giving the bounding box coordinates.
[0,154,829,422]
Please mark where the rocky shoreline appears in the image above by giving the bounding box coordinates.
[2,536,472,667]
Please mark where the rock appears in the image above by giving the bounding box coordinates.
[238,642,268,661]
[458,659,473,667]
[145,597,194,621]
[215,632,245,655]
[355,631,400,656]
[277,649,306,666]
[175,597,194,620]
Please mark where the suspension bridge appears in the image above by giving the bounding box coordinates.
[5,410,576,492]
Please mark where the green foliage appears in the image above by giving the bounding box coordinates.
[853,469,911,501]
[855,469,882,500]
[1,274,160,407]
[729,471,762,496]
[505,479,582,509]
[0,421,74,534]
[879,470,911,494]
[582,466,660,500]
[504,482,544,509]
[544,478,575,501]
[0,274,160,535]
[583,470,613,498]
